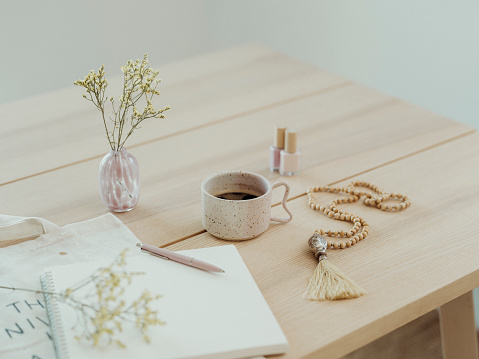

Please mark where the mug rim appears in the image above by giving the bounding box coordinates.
[201,170,272,202]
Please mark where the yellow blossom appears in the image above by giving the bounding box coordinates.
[74,54,170,151]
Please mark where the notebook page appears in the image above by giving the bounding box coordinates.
[43,245,288,359]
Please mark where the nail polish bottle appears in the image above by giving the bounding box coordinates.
[280,129,301,176]
[270,125,286,171]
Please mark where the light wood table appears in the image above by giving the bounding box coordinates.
[1,44,478,358]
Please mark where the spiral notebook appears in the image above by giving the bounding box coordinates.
[40,245,288,359]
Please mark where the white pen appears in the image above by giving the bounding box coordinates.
[136,243,225,273]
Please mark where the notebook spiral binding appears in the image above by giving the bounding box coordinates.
[41,272,70,359]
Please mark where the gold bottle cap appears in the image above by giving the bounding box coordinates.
[274,126,287,149]
[285,129,298,153]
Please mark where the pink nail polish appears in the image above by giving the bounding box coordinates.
[270,125,286,171]
[280,129,301,176]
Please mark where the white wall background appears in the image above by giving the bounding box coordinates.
[1,0,478,129]
[1,0,478,325]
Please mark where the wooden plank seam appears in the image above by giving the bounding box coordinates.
[161,128,476,249]
[0,81,352,188]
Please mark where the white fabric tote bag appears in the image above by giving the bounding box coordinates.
[0,213,140,359]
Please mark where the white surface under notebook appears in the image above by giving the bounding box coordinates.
[41,245,288,359]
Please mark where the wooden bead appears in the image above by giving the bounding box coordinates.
[309,183,409,252]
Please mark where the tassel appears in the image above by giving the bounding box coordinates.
[303,233,367,301]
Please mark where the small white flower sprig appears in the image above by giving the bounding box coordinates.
[74,54,171,151]
[0,249,165,348]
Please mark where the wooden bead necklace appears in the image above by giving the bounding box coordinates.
[307,180,411,249]
[303,181,411,301]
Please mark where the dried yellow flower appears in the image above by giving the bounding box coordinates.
[1,249,164,348]
[74,54,170,151]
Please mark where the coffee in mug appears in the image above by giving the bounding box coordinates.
[215,192,260,201]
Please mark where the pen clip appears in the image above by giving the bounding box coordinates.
[137,243,170,261]
[147,251,169,261]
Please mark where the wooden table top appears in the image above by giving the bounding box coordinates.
[1,44,478,358]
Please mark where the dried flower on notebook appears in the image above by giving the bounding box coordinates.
[74,54,170,151]
[0,249,165,348]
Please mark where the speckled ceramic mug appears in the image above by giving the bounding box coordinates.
[201,171,292,240]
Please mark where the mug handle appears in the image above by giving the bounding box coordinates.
[270,181,293,223]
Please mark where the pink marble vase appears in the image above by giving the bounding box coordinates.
[99,148,140,212]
